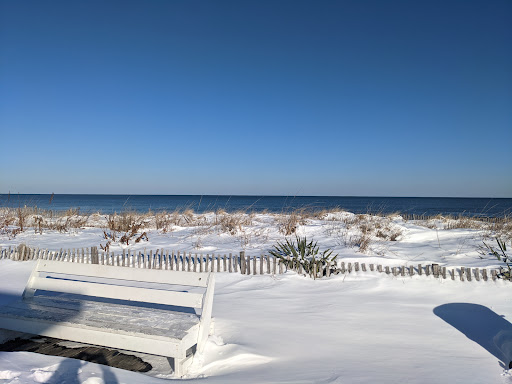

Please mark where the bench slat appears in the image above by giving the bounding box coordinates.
[0,315,197,358]
[36,261,209,287]
[30,278,204,308]
[0,296,200,340]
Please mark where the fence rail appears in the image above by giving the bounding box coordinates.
[0,245,502,282]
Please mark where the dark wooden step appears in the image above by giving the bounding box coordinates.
[0,336,152,372]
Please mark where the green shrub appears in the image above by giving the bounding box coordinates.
[269,235,337,277]
[482,238,511,281]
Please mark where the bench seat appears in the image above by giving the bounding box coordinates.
[0,295,200,340]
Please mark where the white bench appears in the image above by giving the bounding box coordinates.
[0,259,215,377]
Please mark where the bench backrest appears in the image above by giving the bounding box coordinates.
[23,260,214,311]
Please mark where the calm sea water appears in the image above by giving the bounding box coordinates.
[0,194,511,217]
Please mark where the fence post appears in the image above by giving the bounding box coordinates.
[162,250,167,270]
[91,246,99,264]
[240,251,245,274]
[432,264,439,277]
[246,255,251,275]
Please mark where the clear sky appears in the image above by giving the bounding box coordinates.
[1,0,511,197]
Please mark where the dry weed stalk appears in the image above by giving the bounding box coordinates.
[100,212,149,252]
[276,209,310,236]
[216,210,252,235]
[16,206,29,232]
[0,208,19,239]
[443,215,484,230]
[324,212,402,253]
[155,211,173,232]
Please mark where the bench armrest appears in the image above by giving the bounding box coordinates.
[197,274,215,353]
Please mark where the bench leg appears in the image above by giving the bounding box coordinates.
[168,354,193,377]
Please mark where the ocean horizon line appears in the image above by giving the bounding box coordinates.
[1,194,511,217]
[1,193,511,199]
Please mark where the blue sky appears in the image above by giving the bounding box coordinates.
[1,0,511,197]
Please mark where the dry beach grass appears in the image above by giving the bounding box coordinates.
[1,206,510,255]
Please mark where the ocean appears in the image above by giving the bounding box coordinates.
[0,194,511,218]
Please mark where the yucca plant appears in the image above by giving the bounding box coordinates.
[269,235,337,278]
[482,238,511,281]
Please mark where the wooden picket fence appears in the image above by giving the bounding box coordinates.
[334,261,501,282]
[0,245,503,282]
[0,246,287,275]
[401,213,509,223]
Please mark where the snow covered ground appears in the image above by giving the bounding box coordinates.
[0,212,511,383]
[0,211,508,269]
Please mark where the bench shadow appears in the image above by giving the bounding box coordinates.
[46,359,82,384]
[46,354,119,384]
[0,292,18,307]
[434,303,512,369]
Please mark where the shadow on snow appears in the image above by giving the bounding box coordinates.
[434,303,512,369]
